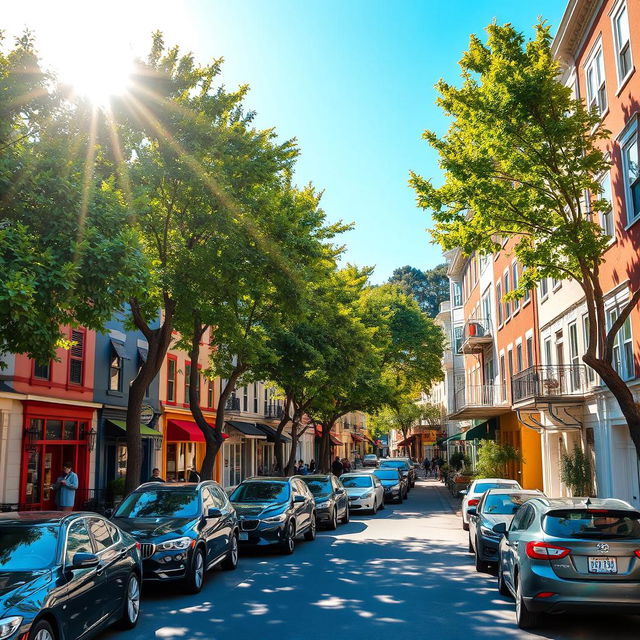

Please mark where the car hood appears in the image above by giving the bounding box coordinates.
[345,487,372,497]
[232,502,287,518]
[0,570,51,617]
[111,517,195,540]
[378,480,399,488]
[481,514,514,528]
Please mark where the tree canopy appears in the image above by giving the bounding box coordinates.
[388,264,449,317]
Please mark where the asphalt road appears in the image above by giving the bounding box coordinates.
[102,479,640,640]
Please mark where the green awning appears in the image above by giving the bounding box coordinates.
[107,419,162,438]
[438,432,462,445]
[460,418,497,441]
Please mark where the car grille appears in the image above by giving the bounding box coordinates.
[140,543,155,560]
[240,519,260,531]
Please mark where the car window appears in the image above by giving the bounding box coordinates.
[341,476,373,488]
[65,519,94,563]
[107,522,121,544]
[202,487,217,513]
[230,482,290,503]
[211,486,229,507]
[88,518,114,552]
[115,490,200,518]
[543,510,640,539]
[473,482,519,494]
[509,504,531,532]
[482,493,539,515]
[0,524,59,570]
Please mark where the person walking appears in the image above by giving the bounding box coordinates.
[52,462,78,512]
[148,468,165,482]
[422,456,431,479]
[331,455,344,477]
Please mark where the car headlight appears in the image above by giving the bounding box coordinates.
[263,512,287,523]
[480,526,500,538]
[360,491,373,498]
[315,500,331,509]
[157,536,193,551]
[0,616,22,639]
[391,484,401,491]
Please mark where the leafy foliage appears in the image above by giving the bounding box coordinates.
[474,440,522,479]
[388,264,449,317]
[561,444,592,497]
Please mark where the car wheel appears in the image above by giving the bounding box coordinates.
[304,514,317,541]
[222,532,239,571]
[116,572,141,630]
[515,574,539,630]
[280,521,295,554]
[371,499,378,515]
[28,620,56,640]
[498,564,511,597]
[341,505,350,524]
[185,546,205,594]
[328,507,338,530]
[378,497,385,510]
[462,517,469,531]
[475,547,489,573]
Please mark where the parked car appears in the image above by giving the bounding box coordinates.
[379,459,413,490]
[460,478,522,530]
[467,488,543,572]
[371,467,407,503]
[363,454,379,468]
[496,497,640,629]
[230,476,316,554]
[340,473,385,514]
[394,457,417,487]
[0,511,142,640]
[299,474,349,529]
[112,481,238,594]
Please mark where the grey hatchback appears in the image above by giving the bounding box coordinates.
[496,497,640,629]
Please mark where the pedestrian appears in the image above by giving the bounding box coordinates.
[51,462,78,512]
[422,456,431,478]
[331,455,344,476]
[309,459,316,473]
[187,466,201,483]
[342,457,351,472]
[296,459,308,475]
[148,468,165,483]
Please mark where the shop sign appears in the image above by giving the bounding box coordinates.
[140,405,155,425]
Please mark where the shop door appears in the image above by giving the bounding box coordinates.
[43,444,81,510]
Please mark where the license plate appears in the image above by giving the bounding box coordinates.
[239,532,249,541]
[588,557,617,574]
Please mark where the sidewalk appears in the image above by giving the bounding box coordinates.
[416,477,461,517]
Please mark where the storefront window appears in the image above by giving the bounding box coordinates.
[24,449,41,505]
[64,421,77,440]
[29,418,44,440]
[46,420,62,440]
[117,443,127,477]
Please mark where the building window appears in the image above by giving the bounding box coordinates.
[500,354,506,387]
[264,388,268,414]
[582,315,595,383]
[453,326,463,354]
[504,271,511,320]
[539,278,549,300]
[496,281,503,325]
[621,126,640,224]
[68,329,85,385]
[243,386,248,411]
[569,321,581,390]
[253,382,258,413]
[33,361,51,380]
[598,171,615,239]
[512,263,519,312]
[585,43,607,115]
[543,337,552,366]
[607,307,634,380]
[526,336,533,368]
[185,362,191,403]
[452,281,462,307]
[508,349,514,378]
[612,2,632,84]
[167,357,176,402]
[516,343,523,372]
[207,379,214,408]
[109,348,122,392]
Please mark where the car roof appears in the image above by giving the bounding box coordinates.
[529,497,637,511]
[243,477,290,483]
[484,488,543,496]
[0,511,100,525]
[300,474,331,480]
[364,453,377,457]
[135,481,216,491]
[472,478,517,483]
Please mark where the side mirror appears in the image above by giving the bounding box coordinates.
[459,489,468,496]
[466,506,477,517]
[492,522,508,536]
[294,495,306,503]
[207,507,222,519]
[72,552,100,569]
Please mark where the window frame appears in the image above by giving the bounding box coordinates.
[584,38,608,116]
[184,361,192,405]
[504,270,511,321]
[597,170,615,240]
[452,281,463,308]
[108,346,123,392]
[166,355,177,404]
[33,360,51,381]
[496,281,503,326]
[620,118,640,226]
[68,328,86,386]
[611,1,633,88]
[539,278,549,301]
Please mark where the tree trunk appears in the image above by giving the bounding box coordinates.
[284,418,300,476]
[319,418,337,473]
[188,319,223,480]
[125,299,175,494]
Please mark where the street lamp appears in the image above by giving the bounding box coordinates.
[82,426,97,452]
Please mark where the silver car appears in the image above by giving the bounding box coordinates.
[340,473,385,514]
[496,497,640,629]
[460,477,521,530]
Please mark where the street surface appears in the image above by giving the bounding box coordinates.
[103,480,640,640]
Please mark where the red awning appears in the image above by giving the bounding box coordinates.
[396,435,415,448]
[314,425,341,445]
[351,434,365,442]
[167,419,229,443]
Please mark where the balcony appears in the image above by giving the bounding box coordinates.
[460,317,493,354]
[225,396,240,412]
[265,403,284,419]
[449,384,510,419]
[511,365,589,408]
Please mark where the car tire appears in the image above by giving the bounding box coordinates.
[370,499,378,515]
[184,546,206,594]
[378,498,385,510]
[222,532,239,571]
[341,505,350,524]
[304,514,317,541]
[515,574,539,630]
[115,572,141,630]
[280,521,296,554]
[462,518,469,531]
[475,548,489,573]
[28,619,56,640]
[498,565,511,597]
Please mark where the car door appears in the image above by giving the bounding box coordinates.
[201,486,226,562]
[372,476,384,505]
[333,477,347,516]
[63,517,106,639]
[502,504,533,588]
[292,480,310,530]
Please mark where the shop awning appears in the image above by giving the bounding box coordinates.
[460,419,497,441]
[109,338,129,359]
[167,419,228,442]
[351,433,365,443]
[226,421,267,439]
[137,346,148,363]
[438,432,462,445]
[314,425,341,446]
[396,434,416,448]
[107,419,162,438]
[256,423,291,443]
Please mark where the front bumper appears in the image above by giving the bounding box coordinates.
[315,505,333,523]
[348,495,375,511]
[383,487,402,502]
[237,520,287,546]
[521,563,640,613]
[142,548,192,582]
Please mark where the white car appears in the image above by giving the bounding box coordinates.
[363,454,379,467]
[460,477,521,530]
[340,473,385,514]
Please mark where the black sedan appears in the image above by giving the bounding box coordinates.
[379,459,413,490]
[0,511,141,640]
[112,481,239,594]
[371,468,407,503]
[230,477,316,554]
[467,488,543,572]
[300,474,349,529]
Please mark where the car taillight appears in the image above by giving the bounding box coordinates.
[135,542,141,551]
[634,550,640,559]
[526,541,570,560]
[468,498,479,507]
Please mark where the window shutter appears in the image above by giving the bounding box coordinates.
[71,330,84,358]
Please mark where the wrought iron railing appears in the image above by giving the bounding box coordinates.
[265,403,284,419]
[225,396,240,411]
[511,364,589,404]
[454,384,508,411]
[462,317,493,343]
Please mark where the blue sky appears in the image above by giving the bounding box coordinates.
[6,1,566,282]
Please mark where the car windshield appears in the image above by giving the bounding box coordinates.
[543,510,640,539]
[341,476,373,488]
[380,461,408,470]
[482,493,538,515]
[0,525,59,570]
[374,470,400,481]
[301,479,331,496]
[364,455,377,460]
[114,490,199,518]
[473,482,518,494]
[230,482,290,503]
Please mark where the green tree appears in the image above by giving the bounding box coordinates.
[474,440,522,479]
[410,21,640,458]
[388,264,449,317]
[561,445,593,496]
[0,32,145,365]
[368,398,426,456]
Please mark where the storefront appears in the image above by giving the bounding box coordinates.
[20,400,98,510]
[255,423,291,475]
[223,421,267,488]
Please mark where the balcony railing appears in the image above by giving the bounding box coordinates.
[511,365,589,405]
[461,317,493,353]
[225,396,240,411]
[450,383,509,419]
[265,403,284,419]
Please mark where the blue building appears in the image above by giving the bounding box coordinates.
[93,310,162,492]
